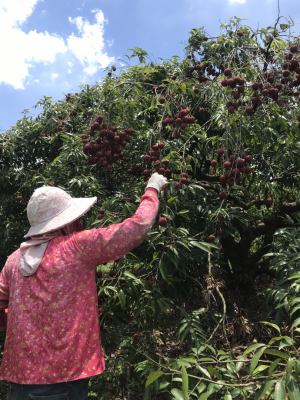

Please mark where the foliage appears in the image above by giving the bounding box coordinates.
[1,15,300,398]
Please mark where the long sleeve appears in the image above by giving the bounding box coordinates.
[69,188,159,266]
[0,264,9,330]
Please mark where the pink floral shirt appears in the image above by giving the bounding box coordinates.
[0,189,159,384]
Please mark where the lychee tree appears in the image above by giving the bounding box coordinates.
[1,15,300,398]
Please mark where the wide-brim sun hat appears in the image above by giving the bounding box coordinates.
[24,186,97,238]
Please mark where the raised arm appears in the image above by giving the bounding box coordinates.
[69,188,161,266]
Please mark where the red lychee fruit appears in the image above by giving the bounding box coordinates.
[228,179,234,187]
[109,387,117,395]
[211,160,217,167]
[237,159,244,168]
[245,166,252,174]
[217,229,223,236]
[262,89,269,96]
[224,68,231,76]
[144,155,150,162]
[159,97,165,104]
[220,175,227,183]
[251,97,259,105]
[180,123,186,130]
[106,165,112,171]
[119,374,127,384]
[199,108,205,114]
[158,142,164,149]
[245,155,252,163]
[217,149,224,156]
[159,217,167,227]
[171,75,177,80]
[228,106,235,114]
[97,214,103,220]
[175,182,182,190]
[290,45,298,53]
[221,80,228,87]
[134,333,141,341]
[224,161,231,169]
[219,192,227,200]
[194,88,199,94]
[209,235,215,242]
[266,198,273,206]
[221,223,227,229]
[218,215,225,221]
[17,196,22,201]
[252,82,259,90]
[237,30,244,37]
[246,107,253,115]
[96,271,103,279]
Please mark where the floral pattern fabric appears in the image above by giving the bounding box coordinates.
[0,189,159,384]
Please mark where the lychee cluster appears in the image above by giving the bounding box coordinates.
[161,105,196,140]
[81,115,132,171]
[214,151,253,199]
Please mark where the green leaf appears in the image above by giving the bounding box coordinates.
[243,343,266,356]
[171,388,184,400]
[268,336,293,346]
[224,392,232,400]
[254,380,276,400]
[181,366,188,400]
[268,358,282,376]
[198,392,212,400]
[196,365,211,379]
[259,321,281,333]
[274,379,286,400]
[167,196,178,206]
[250,347,267,375]
[252,365,269,375]
[117,289,126,309]
[159,260,170,283]
[190,241,212,254]
[264,349,289,360]
[280,24,290,30]
[286,358,294,385]
[287,376,300,400]
[292,317,300,329]
[145,369,164,388]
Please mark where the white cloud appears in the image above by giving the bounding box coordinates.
[0,2,113,89]
[67,10,114,76]
[68,69,72,74]
[51,73,58,79]
[228,0,246,3]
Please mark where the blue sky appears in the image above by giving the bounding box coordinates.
[0,0,299,132]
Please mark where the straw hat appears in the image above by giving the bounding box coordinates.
[24,186,97,238]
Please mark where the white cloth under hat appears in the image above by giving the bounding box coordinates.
[19,186,97,277]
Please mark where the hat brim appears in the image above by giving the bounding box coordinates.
[24,197,97,238]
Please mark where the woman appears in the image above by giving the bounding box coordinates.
[0,173,167,400]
